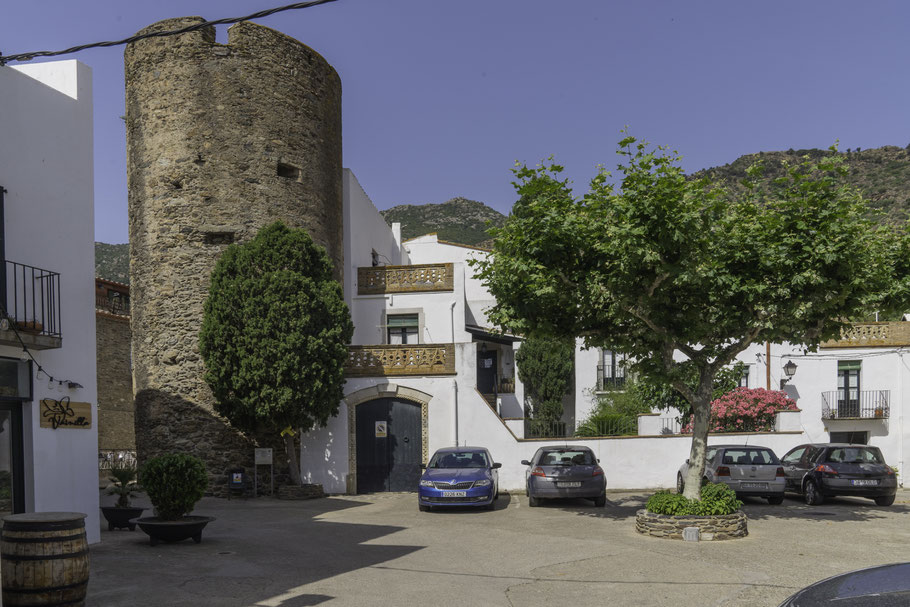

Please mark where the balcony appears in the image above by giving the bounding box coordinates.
[0,260,62,350]
[596,364,627,391]
[345,344,456,377]
[821,322,910,348]
[821,390,889,420]
[357,263,454,295]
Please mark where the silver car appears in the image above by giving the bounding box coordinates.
[522,446,606,507]
[677,444,786,504]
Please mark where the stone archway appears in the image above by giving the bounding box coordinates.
[345,384,431,494]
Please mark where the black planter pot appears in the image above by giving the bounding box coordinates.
[132,516,216,546]
[100,506,146,531]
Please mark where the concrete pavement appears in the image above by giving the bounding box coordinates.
[87,489,910,606]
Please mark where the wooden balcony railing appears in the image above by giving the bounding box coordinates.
[357,263,454,295]
[345,344,456,377]
[821,322,910,348]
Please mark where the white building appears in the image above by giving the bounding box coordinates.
[299,171,909,495]
[0,60,100,542]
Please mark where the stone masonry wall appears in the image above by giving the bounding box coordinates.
[125,18,343,495]
[96,311,135,452]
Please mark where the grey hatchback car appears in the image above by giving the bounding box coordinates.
[522,446,606,507]
[677,444,786,504]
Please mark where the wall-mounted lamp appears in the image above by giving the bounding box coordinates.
[780,360,798,389]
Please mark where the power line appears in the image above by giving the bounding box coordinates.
[0,0,338,66]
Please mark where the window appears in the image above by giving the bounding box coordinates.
[738,366,750,388]
[277,162,301,181]
[829,431,869,445]
[599,349,626,389]
[837,361,861,417]
[781,446,806,465]
[387,314,419,345]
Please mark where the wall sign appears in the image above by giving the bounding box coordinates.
[375,421,387,438]
[40,398,92,429]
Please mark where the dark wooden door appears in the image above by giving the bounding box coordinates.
[355,398,422,493]
[477,349,497,394]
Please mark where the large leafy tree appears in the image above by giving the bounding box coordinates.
[200,221,354,486]
[475,136,909,499]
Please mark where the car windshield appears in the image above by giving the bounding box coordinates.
[826,447,884,465]
[429,451,489,468]
[538,450,596,466]
[721,449,779,465]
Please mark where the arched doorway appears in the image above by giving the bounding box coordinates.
[354,398,422,493]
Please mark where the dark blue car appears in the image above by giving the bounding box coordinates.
[418,447,501,511]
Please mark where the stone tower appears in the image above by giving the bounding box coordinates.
[125,18,343,493]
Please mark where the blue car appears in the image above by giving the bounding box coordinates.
[418,447,501,511]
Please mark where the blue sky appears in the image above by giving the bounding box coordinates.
[3,1,910,243]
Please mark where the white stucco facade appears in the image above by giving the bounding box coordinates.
[0,61,99,542]
[300,171,910,496]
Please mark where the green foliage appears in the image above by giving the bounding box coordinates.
[645,483,743,516]
[199,221,354,436]
[140,453,207,520]
[105,462,142,508]
[574,412,636,437]
[575,378,647,436]
[515,334,574,423]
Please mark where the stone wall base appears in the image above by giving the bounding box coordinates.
[635,509,748,540]
[278,484,325,500]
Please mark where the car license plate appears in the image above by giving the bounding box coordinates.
[852,480,879,486]
[741,482,768,489]
[557,482,582,488]
[442,491,466,497]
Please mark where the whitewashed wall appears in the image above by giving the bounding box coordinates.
[0,61,99,543]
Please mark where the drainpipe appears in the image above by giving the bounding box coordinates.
[899,350,905,487]
[449,301,457,343]
[452,378,459,447]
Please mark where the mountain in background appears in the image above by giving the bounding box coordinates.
[380,197,506,248]
[95,242,129,284]
[696,145,910,222]
[95,145,910,280]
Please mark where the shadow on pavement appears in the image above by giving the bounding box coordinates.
[89,495,425,607]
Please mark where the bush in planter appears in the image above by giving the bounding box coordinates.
[646,482,743,516]
[140,453,207,520]
[106,462,142,508]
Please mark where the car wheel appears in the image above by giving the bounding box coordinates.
[874,494,895,507]
[804,479,824,506]
[676,472,684,494]
[593,494,606,507]
[766,495,784,505]
[419,504,431,512]
[528,495,540,507]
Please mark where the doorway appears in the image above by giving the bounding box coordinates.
[355,398,422,493]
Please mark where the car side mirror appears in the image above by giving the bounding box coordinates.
[520,460,530,466]
[597,458,600,464]
[685,459,690,465]
[492,462,502,469]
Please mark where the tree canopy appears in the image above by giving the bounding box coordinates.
[515,334,574,424]
[199,221,354,484]
[475,135,910,499]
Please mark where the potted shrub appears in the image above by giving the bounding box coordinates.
[100,462,145,530]
[133,453,214,545]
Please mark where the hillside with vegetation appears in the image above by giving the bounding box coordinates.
[696,145,910,222]
[380,197,506,248]
[95,242,129,284]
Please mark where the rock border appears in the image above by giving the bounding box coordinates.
[277,484,325,500]
[635,509,748,540]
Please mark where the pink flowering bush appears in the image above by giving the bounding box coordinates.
[682,388,798,433]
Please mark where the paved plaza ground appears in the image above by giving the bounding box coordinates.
[88,488,910,606]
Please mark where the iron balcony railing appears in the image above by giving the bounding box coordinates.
[821,390,890,420]
[1,260,61,338]
[596,364,627,391]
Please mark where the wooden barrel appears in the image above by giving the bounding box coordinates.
[1,512,89,607]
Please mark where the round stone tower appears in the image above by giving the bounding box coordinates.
[125,17,343,493]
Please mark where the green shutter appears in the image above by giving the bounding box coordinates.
[387,314,418,328]
[837,360,861,371]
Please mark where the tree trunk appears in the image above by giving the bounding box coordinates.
[283,433,302,486]
[682,382,714,501]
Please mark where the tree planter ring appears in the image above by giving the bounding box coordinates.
[635,509,748,541]
[132,516,215,546]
